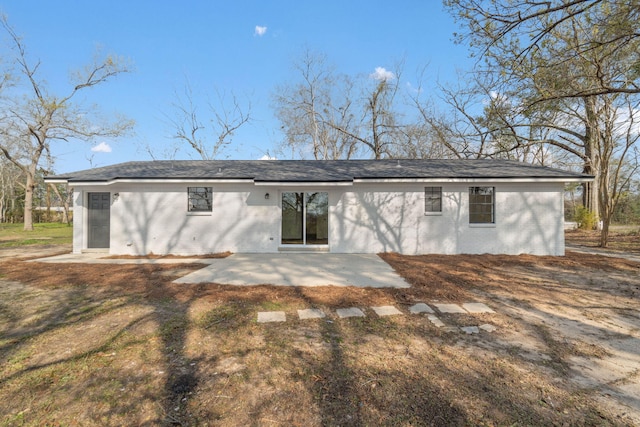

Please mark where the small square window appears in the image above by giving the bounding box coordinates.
[188,187,212,212]
[425,187,442,213]
[469,187,494,224]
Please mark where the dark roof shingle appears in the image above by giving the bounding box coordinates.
[47,159,592,183]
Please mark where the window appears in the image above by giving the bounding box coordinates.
[469,187,494,224]
[425,186,442,213]
[188,187,212,212]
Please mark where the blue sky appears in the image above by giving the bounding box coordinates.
[1,1,470,173]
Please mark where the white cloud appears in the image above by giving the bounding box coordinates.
[370,67,395,82]
[254,25,267,36]
[91,142,112,153]
[258,154,277,160]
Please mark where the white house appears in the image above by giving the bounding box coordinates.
[46,159,592,256]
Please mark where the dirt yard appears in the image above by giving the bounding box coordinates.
[1,232,639,426]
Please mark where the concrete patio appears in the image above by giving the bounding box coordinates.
[173,253,411,288]
[30,252,411,288]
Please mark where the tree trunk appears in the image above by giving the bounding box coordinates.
[582,96,600,224]
[63,190,72,225]
[597,163,611,246]
[49,183,72,225]
[23,170,35,231]
[599,175,612,248]
[599,211,610,247]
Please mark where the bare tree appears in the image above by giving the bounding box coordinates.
[272,50,359,160]
[162,81,251,160]
[0,16,134,231]
[593,95,640,245]
[323,64,410,159]
[413,75,551,162]
[274,51,421,160]
[361,69,403,159]
[405,70,465,159]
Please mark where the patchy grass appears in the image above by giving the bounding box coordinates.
[0,248,639,426]
[0,222,72,247]
[566,226,640,253]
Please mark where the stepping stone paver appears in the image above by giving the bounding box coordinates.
[257,311,286,323]
[427,315,445,328]
[336,307,365,318]
[371,305,403,317]
[409,303,434,314]
[434,303,467,314]
[258,301,498,325]
[479,323,497,332]
[298,308,326,320]
[462,303,495,314]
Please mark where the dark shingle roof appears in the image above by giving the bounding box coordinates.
[47,159,592,183]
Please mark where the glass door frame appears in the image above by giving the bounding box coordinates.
[280,191,329,246]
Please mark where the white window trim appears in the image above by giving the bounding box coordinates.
[469,186,495,225]
[186,211,213,217]
[469,223,496,228]
[187,186,213,213]
[424,186,443,215]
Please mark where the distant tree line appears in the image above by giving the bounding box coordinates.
[0,158,71,224]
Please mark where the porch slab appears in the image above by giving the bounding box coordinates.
[173,253,410,288]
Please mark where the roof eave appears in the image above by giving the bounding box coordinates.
[253,180,354,186]
[65,177,257,186]
[43,178,71,184]
[353,176,593,183]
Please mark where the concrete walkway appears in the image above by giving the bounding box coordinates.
[173,253,411,288]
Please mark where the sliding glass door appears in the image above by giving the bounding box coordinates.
[281,192,304,244]
[305,192,328,244]
[281,192,328,245]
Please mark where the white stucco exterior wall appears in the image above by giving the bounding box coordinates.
[72,180,566,256]
[329,182,564,255]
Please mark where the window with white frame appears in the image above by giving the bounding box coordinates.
[469,186,494,224]
[425,186,442,213]
[188,187,212,212]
